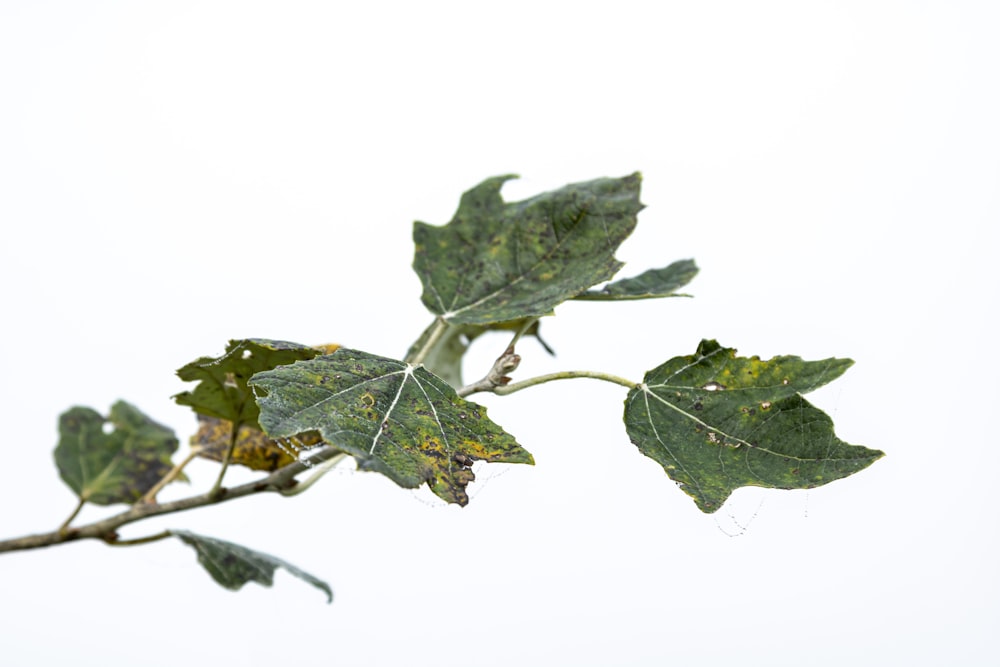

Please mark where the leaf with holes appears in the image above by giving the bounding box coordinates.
[174,339,325,430]
[413,173,643,325]
[54,401,182,505]
[575,259,698,301]
[249,348,533,505]
[191,416,324,472]
[172,530,332,602]
[624,340,883,513]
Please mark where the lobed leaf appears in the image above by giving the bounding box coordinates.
[624,340,883,512]
[174,339,324,430]
[172,530,332,603]
[413,173,643,325]
[575,259,698,301]
[249,348,533,506]
[54,401,181,505]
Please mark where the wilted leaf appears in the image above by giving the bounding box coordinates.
[624,340,883,513]
[250,348,533,506]
[172,530,332,603]
[413,173,643,325]
[54,401,181,505]
[191,416,324,472]
[575,259,698,300]
[404,317,553,387]
[174,339,322,430]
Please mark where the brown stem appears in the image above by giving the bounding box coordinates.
[140,448,201,504]
[104,530,173,547]
[0,447,344,555]
[57,498,86,535]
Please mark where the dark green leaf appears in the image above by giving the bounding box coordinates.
[575,259,698,300]
[54,401,181,505]
[413,173,643,325]
[250,348,533,506]
[172,530,332,603]
[624,340,883,513]
[174,339,321,430]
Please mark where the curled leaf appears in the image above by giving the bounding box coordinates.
[172,530,332,603]
[575,259,698,300]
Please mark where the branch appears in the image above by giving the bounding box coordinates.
[495,370,638,394]
[457,345,521,397]
[0,447,345,555]
[463,369,638,398]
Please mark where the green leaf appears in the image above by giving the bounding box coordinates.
[172,530,332,603]
[174,339,322,430]
[249,348,533,506]
[54,401,181,505]
[575,259,698,300]
[413,173,643,325]
[623,340,883,513]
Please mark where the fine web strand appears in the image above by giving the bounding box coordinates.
[712,383,845,534]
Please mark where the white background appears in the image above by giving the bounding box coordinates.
[1,2,997,665]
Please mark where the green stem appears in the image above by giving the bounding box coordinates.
[58,498,86,535]
[409,317,449,366]
[490,370,639,396]
[208,423,240,499]
[104,530,172,547]
[140,448,200,504]
[507,317,538,349]
[280,452,347,497]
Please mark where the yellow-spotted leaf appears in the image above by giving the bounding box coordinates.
[624,340,883,513]
[249,348,533,506]
[413,173,643,325]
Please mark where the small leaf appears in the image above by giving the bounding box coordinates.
[191,416,324,472]
[624,340,883,513]
[250,348,533,506]
[413,173,643,325]
[575,259,698,300]
[172,530,332,603]
[174,339,322,430]
[54,401,181,505]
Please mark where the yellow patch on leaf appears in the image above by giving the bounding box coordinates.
[192,416,323,471]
